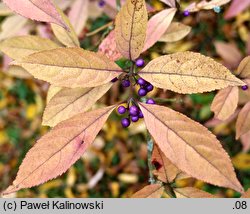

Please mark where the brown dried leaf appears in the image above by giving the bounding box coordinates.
[43,83,113,127]
[46,86,63,103]
[115,0,147,60]
[2,106,115,195]
[236,102,250,139]
[139,103,243,193]
[139,52,244,94]
[174,187,216,198]
[152,143,181,183]
[235,56,250,79]
[13,47,123,88]
[131,184,164,198]
[211,86,239,121]
[0,35,59,60]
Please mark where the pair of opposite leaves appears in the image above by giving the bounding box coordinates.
[1,0,246,195]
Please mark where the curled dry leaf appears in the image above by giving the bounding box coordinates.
[0,35,59,60]
[211,86,239,121]
[2,0,67,29]
[225,0,250,19]
[143,8,176,52]
[2,106,115,195]
[236,102,250,139]
[240,131,250,152]
[115,0,147,60]
[152,144,181,183]
[139,103,243,193]
[241,188,250,198]
[235,56,250,79]
[174,187,216,198]
[43,83,113,127]
[131,184,164,198]
[68,0,89,36]
[13,47,123,88]
[159,22,191,43]
[51,7,80,47]
[139,51,244,94]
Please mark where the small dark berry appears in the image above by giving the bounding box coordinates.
[117,106,126,114]
[122,79,130,88]
[121,118,130,128]
[138,110,144,118]
[183,10,190,16]
[137,78,147,86]
[98,0,106,7]
[242,85,248,91]
[136,58,145,67]
[152,159,162,170]
[146,83,154,92]
[146,98,155,104]
[138,88,147,96]
[111,77,118,83]
[129,105,139,116]
[131,115,139,122]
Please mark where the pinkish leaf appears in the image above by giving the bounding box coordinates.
[159,0,176,7]
[143,8,176,52]
[131,184,164,198]
[225,0,250,19]
[2,0,67,29]
[236,102,250,139]
[2,106,115,195]
[240,131,250,152]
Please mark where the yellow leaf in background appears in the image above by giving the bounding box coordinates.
[118,173,138,184]
[25,104,38,120]
[238,25,249,42]
[115,0,147,60]
[232,153,250,170]
[65,187,75,198]
[163,41,193,53]
[67,167,77,187]
[38,180,63,193]
[110,182,120,197]
[0,131,8,145]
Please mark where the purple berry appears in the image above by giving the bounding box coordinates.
[131,115,139,122]
[121,118,130,128]
[242,85,248,91]
[183,10,190,17]
[138,110,144,118]
[111,77,118,83]
[146,98,155,104]
[146,84,154,92]
[98,0,106,7]
[129,105,139,116]
[136,58,145,67]
[122,79,130,88]
[137,78,147,86]
[118,106,126,114]
[138,88,147,96]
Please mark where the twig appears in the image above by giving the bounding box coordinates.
[146,131,155,184]
[86,21,113,37]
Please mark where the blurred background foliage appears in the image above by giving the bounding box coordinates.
[0,0,250,198]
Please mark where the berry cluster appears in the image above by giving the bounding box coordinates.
[137,78,154,97]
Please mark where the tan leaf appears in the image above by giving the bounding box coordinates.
[240,131,250,152]
[174,187,215,198]
[46,86,63,103]
[143,8,176,51]
[13,47,123,88]
[159,22,191,43]
[152,143,181,183]
[0,2,12,16]
[115,0,147,60]
[139,103,243,193]
[0,35,59,60]
[51,7,80,47]
[43,83,113,127]
[236,102,250,139]
[211,86,239,121]
[241,188,250,198]
[6,65,32,79]
[235,56,250,79]
[2,106,115,195]
[131,184,164,198]
[139,51,244,94]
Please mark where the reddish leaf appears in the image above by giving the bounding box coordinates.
[131,184,164,198]
[240,131,250,152]
[225,0,250,19]
[236,102,250,139]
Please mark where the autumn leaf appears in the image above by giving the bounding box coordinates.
[152,144,181,183]
[68,0,89,36]
[241,188,250,198]
[139,103,243,193]
[0,35,59,60]
[131,184,164,198]
[159,0,176,7]
[12,47,123,88]
[139,52,244,94]
[51,7,80,47]
[240,131,250,152]
[225,0,250,19]
[211,86,239,121]
[2,0,67,29]
[115,0,147,60]
[185,0,231,12]
[46,86,63,103]
[236,102,250,139]
[174,187,216,198]
[43,83,113,127]
[143,8,176,51]
[235,56,250,79]
[2,106,115,195]
[159,22,191,43]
